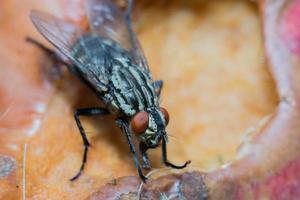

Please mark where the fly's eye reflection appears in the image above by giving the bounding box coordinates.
[131,111,149,135]
[160,107,169,125]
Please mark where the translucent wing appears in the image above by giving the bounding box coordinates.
[86,0,150,72]
[30,10,83,59]
[30,10,109,92]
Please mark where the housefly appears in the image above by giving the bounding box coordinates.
[29,0,190,182]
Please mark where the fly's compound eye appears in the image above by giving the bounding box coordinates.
[131,111,149,135]
[160,107,169,125]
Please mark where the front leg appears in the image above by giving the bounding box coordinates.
[139,142,151,169]
[162,136,191,169]
[70,107,109,181]
[116,119,147,182]
[153,80,163,97]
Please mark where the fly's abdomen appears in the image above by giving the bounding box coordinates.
[72,34,125,65]
[70,34,127,92]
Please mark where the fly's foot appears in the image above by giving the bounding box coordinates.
[166,160,191,169]
[139,174,148,183]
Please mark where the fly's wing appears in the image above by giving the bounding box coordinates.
[30,10,109,92]
[86,0,150,73]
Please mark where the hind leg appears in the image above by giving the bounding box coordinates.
[26,37,78,77]
[26,37,68,65]
[70,107,109,181]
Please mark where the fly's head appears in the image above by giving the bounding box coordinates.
[130,107,169,148]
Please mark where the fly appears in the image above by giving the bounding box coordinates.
[29,0,190,182]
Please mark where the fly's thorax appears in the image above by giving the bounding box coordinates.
[109,63,159,117]
[130,107,169,148]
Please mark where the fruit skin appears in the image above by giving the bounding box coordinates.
[280,0,300,56]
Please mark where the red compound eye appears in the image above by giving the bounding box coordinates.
[131,111,149,135]
[160,107,169,125]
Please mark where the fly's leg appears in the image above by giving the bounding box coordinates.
[153,80,163,97]
[26,37,79,76]
[162,136,191,169]
[26,37,103,92]
[116,119,147,182]
[126,0,134,18]
[26,37,70,66]
[70,107,109,181]
[139,142,151,169]
[26,37,55,55]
